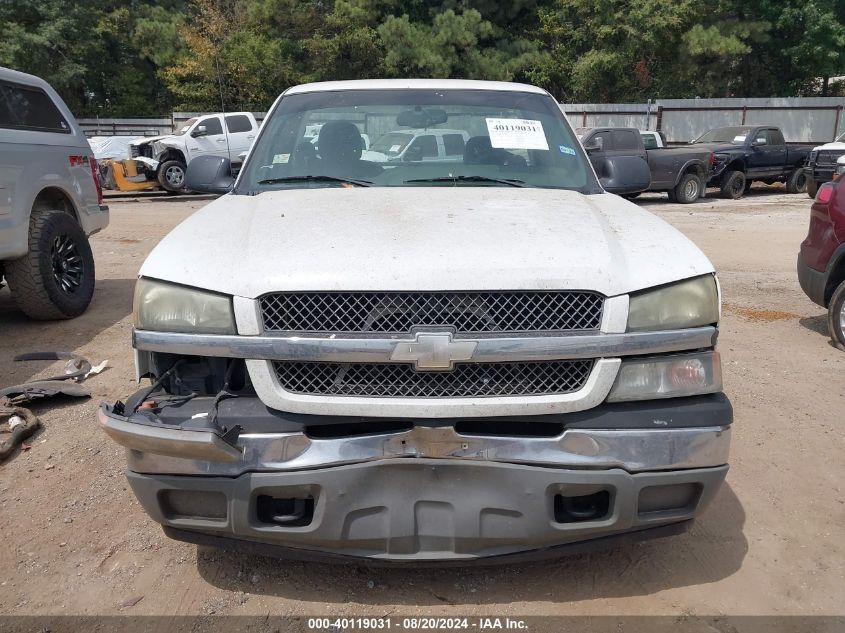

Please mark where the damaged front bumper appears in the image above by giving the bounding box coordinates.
[99,395,731,562]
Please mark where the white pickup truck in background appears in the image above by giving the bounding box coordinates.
[130,112,258,192]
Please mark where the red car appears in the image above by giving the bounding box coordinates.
[798,171,845,348]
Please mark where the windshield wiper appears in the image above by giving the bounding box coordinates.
[256,175,373,187]
[403,175,528,187]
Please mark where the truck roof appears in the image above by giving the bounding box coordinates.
[285,79,549,96]
[0,65,54,91]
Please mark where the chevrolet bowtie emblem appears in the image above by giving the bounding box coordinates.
[390,332,478,371]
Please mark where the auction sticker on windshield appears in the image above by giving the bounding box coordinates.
[486,118,549,151]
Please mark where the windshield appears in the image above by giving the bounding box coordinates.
[174,117,198,136]
[237,89,596,194]
[692,127,751,144]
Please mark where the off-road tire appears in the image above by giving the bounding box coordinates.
[158,160,187,193]
[828,280,845,351]
[5,209,95,320]
[786,168,808,194]
[672,172,701,204]
[720,170,746,199]
[806,177,819,199]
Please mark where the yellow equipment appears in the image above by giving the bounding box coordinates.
[104,159,157,192]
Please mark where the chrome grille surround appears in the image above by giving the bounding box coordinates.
[272,359,594,398]
[259,291,604,334]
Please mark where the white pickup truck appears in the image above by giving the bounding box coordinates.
[130,112,258,192]
[100,79,731,563]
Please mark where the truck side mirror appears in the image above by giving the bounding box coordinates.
[191,125,208,138]
[184,155,234,194]
[584,142,601,154]
[597,155,651,195]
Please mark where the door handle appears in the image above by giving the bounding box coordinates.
[247,135,255,140]
[216,139,226,143]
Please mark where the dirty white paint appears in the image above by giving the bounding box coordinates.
[139,187,714,299]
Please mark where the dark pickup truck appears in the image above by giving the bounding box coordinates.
[576,127,713,203]
[686,125,812,199]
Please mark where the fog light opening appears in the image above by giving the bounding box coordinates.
[553,490,611,524]
[256,495,315,527]
[638,483,702,517]
[159,490,227,521]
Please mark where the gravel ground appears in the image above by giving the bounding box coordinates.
[0,186,843,622]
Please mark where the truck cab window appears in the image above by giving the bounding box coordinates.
[443,133,466,156]
[0,81,70,132]
[199,117,223,136]
[225,114,253,133]
[410,134,438,158]
[591,131,613,151]
[613,131,640,150]
[641,134,658,150]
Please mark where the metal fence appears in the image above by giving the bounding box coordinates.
[79,97,845,145]
[561,97,845,144]
[77,113,268,138]
[76,117,173,137]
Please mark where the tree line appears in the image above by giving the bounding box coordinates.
[1,0,843,117]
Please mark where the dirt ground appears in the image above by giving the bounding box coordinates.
[0,186,843,622]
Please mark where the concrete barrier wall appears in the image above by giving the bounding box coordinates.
[561,97,845,144]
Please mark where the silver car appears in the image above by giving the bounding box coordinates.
[0,66,108,319]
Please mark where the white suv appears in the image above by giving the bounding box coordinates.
[0,66,108,319]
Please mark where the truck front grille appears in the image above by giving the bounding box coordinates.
[259,291,603,334]
[272,359,594,398]
[815,150,845,166]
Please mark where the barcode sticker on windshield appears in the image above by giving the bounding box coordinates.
[486,118,549,150]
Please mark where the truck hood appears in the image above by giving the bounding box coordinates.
[130,135,168,148]
[813,142,845,151]
[139,188,714,298]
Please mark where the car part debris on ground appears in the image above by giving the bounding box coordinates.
[0,352,107,460]
[0,404,40,461]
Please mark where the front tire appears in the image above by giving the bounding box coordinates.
[720,170,746,199]
[828,281,845,350]
[786,168,807,194]
[672,172,701,204]
[5,210,95,319]
[158,160,187,193]
[807,177,819,199]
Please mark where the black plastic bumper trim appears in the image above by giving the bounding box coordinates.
[139,392,732,434]
[163,520,692,567]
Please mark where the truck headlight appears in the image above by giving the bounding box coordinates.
[607,351,722,402]
[133,278,235,334]
[627,275,719,332]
